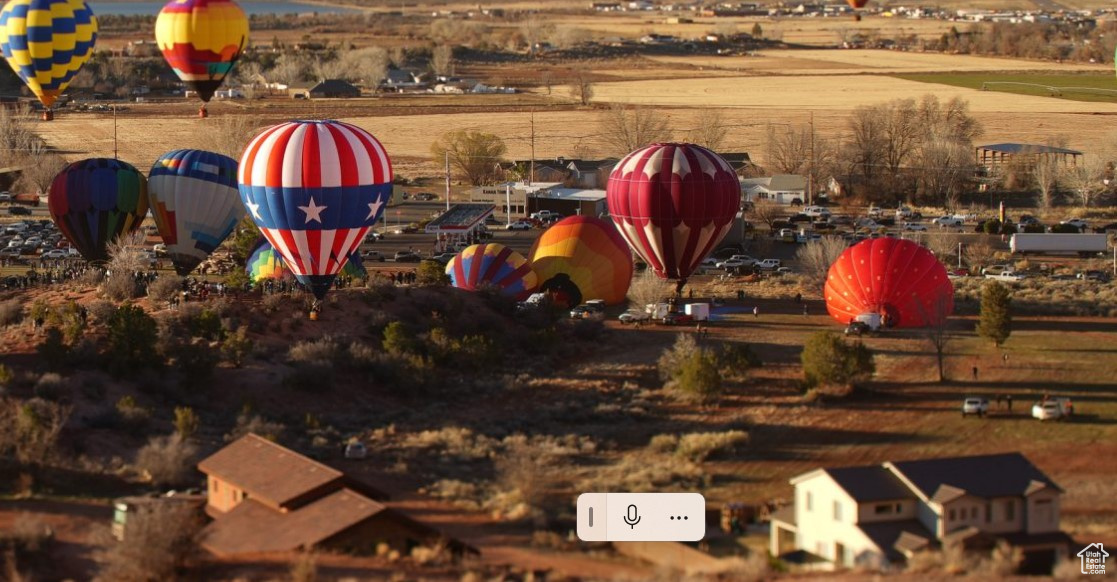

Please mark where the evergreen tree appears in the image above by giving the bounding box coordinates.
[977,281,1012,347]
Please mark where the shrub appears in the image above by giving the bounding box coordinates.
[416,260,450,286]
[657,333,698,382]
[672,348,723,403]
[223,269,250,292]
[801,331,875,389]
[115,395,151,431]
[173,407,198,440]
[977,281,1012,347]
[382,321,418,355]
[87,300,116,324]
[36,328,69,372]
[102,271,141,302]
[187,308,223,341]
[0,364,13,389]
[135,434,198,487]
[147,276,182,304]
[106,305,160,375]
[33,373,67,401]
[261,293,286,313]
[0,300,23,326]
[0,397,70,464]
[675,430,749,461]
[98,499,201,581]
[28,299,49,323]
[169,341,218,387]
[221,326,253,368]
[287,336,341,366]
[227,413,284,442]
[719,342,761,374]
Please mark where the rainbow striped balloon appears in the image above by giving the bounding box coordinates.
[246,239,365,284]
[48,158,148,263]
[0,0,97,109]
[529,216,633,305]
[155,0,248,104]
[238,120,393,300]
[446,243,539,300]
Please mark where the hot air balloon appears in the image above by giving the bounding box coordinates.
[0,0,97,120]
[529,216,632,305]
[605,143,740,295]
[446,243,539,300]
[846,0,869,20]
[48,158,148,262]
[824,238,953,329]
[238,120,393,302]
[149,149,243,275]
[245,238,290,283]
[155,0,248,118]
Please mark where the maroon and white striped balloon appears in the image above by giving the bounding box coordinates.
[605,143,741,281]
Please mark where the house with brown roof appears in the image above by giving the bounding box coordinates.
[770,453,1071,574]
[198,433,475,557]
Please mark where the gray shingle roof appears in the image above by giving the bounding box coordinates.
[978,143,1081,156]
[825,465,916,502]
[887,453,1061,500]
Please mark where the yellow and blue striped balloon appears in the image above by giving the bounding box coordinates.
[0,0,97,110]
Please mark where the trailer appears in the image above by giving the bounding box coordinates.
[1009,233,1108,256]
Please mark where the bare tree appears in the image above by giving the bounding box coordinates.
[916,138,974,210]
[627,269,674,310]
[520,14,555,54]
[267,53,311,85]
[748,199,783,230]
[312,56,347,82]
[430,129,507,186]
[924,233,963,268]
[135,434,198,487]
[917,293,953,383]
[431,45,454,76]
[0,397,70,465]
[765,123,808,175]
[98,501,203,582]
[795,236,847,289]
[573,71,593,106]
[15,149,67,195]
[193,115,261,159]
[689,109,728,152]
[1032,153,1060,209]
[598,105,672,157]
[340,47,390,87]
[1062,154,1107,208]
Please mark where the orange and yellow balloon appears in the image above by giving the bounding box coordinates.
[0,0,97,118]
[155,0,248,114]
[529,216,633,305]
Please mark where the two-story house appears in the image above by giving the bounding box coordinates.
[770,453,1071,573]
[198,433,475,557]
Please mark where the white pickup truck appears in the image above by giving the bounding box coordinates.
[755,259,782,270]
[1032,398,1072,421]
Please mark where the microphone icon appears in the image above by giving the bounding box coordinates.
[623,504,641,529]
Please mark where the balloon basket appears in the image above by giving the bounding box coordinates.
[198,107,208,118]
[309,310,318,321]
[41,110,53,121]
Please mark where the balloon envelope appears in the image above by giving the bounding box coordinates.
[606,143,741,282]
[238,120,393,300]
[149,149,243,275]
[529,215,632,305]
[824,238,953,328]
[245,238,290,283]
[48,158,148,262]
[155,0,248,104]
[0,0,97,109]
[446,243,538,300]
[846,0,869,8]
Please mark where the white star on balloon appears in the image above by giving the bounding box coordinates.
[366,197,383,220]
[298,197,327,224]
[246,200,262,220]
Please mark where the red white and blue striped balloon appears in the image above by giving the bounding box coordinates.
[238,120,392,299]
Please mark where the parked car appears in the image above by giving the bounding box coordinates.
[1032,398,1072,421]
[530,210,561,221]
[985,272,1026,282]
[932,216,963,228]
[662,312,694,326]
[506,221,533,231]
[8,206,31,216]
[344,441,367,459]
[0,247,20,258]
[803,205,831,218]
[430,252,457,265]
[361,250,386,262]
[1077,270,1110,282]
[981,264,1014,276]
[962,397,989,417]
[393,251,421,262]
[902,222,927,232]
[618,309,651,325]
[0,192,11,203]
[40,249,70,260]
[413,192,437,201]
[844,321,871,336]
[570,300,606,320]
[1060,218,1088,231]
[755,259,782,270]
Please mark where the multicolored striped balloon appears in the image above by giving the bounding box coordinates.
[606,143,740,284]
[246,238,365,284]
[48,158,148,263]
[529,216,632,305]
[155,0,248,105]
[446,243,538,300]
[238,120,393,300]
[825,238,953,328]
[149,149,243,276]
[0,0,97,111]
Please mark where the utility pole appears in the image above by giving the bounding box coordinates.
[444,150,450,211]
[529,111,535,187]
[113,105,118,160]
[807,111,814,206]
[505,183,512,227]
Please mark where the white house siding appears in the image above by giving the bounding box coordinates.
[1026,490,1061,534]
[916,501,942,537]
[793,474,882,566]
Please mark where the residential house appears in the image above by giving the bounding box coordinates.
[286,81,315,99]
[771,453,1071,574]
[740,174,806,205]
[719,152,753,176]
[382,68,428,92]
[565,159,618,189]
[198,433,475,557]
[529,186,608,218]
[309,79,361,99]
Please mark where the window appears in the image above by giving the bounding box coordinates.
[1035,499,1053,523]
[833,500,842,522]
[1005,499,1016,521]
[895,503,902,513]
[949,509,956,521]
[806,491,813,512]
[986,502,993,523]
[212,480,219,493]
[970,507,978,520]
[874,503,895,515]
